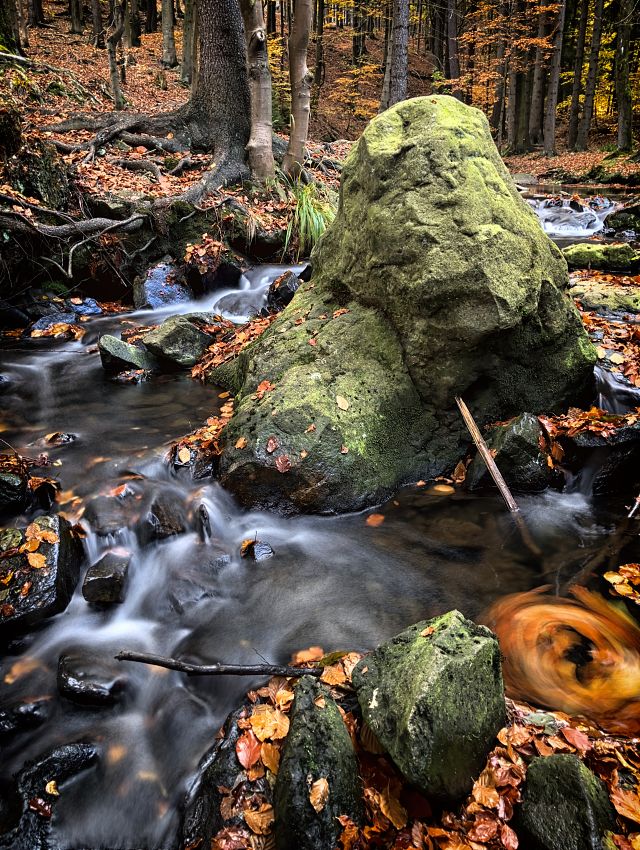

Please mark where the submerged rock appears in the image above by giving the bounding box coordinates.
[57,652,127,706]
[563,242,640,273]
[516,754,616,850]
[133,259,192,310]
[569,274,640,314]
[0,515,83,636]
[210,96,595,514]
[142,313,219,368]
[0,697,52,738]
[466,413,560,493]
[352,611,505,799]
[274,677,362,850]
[136,492,187,544]
[82,551,130,605]
[98,334,159,373]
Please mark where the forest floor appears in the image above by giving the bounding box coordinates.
[1,0,639,217]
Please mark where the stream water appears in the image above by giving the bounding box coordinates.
[1,208,639,849]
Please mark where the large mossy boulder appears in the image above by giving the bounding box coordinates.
[352,611,506,800]
[516,755,617,850]
[98,334,159,373]
[274,676,362,850]
[142,313,218,368]
[211,96,595,514]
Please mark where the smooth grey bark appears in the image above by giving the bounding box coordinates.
[70,0,83,33]
[180,0,195,83]
[161,0,177,67]
[380,0,408,110]
[107,0,127,109]
[240,0,275,180]
[283,0,314,177]
[91,0,104,46]
[528,6,548,145]
[567,0,589,148]
[543,0,567,154]
[446,0,460,91]
[575,0,604,150]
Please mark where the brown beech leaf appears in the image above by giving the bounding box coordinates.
[249,705,290,741]
[336,395,349,411]
[260,742,280,775]
[309,777,329,813]
[243,803,274,835]
[235,437,248,450]
[266,436,279,454]
[561,726,591,753]
[235,730,261,769]
[320,663,347,686]
[27,552,47,569]
[365,513,385,527]
[379,785,407,829]
[275,455,291,473]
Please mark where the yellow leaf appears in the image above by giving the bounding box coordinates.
[45,781,59,796]
[261,742,281,775]
[596,346,606,359]
[177,447,191,463]
[379,785,408,829]
[249,704,290,741]
[309,777,329,813]
[235,436,248,449]
[609,352,625,365]
[27,552,47,569]
[336,395,349,411]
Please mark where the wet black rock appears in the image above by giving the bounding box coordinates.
[196,260,243,294]
[195,503,211,540]
[0,697,52,737]
[182,708,247,847]
[0,303,29,329]
[0,467,29,515]
[516,754,616,850]
[0,515,84,637]
[98,334,159,373]
[466,413,561,493]
[0,743,98,850]
[82,551,130,605]
[66,297,103,317]
[274,676,362,850]
[267,271,300,313]
[83,495,130,536]
[57,652,128,706]
[241,539,275,561]
[0,375,13,394]
[133,259,192,310]
[136,493,187,544]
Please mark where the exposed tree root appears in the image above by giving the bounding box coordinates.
[111,157,163,182]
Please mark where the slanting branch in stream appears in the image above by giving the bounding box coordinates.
[115,650,323,678]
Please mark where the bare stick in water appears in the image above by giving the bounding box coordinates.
[115,650,322,678]
[455,396,519,513]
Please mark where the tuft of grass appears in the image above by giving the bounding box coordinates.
[282,176,337,260]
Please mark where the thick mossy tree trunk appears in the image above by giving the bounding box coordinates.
[283,0,313,177]
[186,0,251,171]
[0,0,21,52]
[239,0,275,181]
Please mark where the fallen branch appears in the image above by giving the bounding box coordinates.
[456,396,519,513]
[115,650,322,678]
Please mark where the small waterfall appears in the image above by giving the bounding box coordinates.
[527,195,615,240]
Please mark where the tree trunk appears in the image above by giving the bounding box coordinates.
[70,0,83,34]
[91,0,104,46]
[17,0,29,48]
[283,0,313,177]
[575,0,604,150]
[490,39,506,134]
[380,5,392,110]
[314,0,325,89]
[107,0,127,109]
[161,0,177,66]
[528,6,547,145]
[180,0,195,83]
[266,0,276,34]
[446,0,460,92]
[239,0,275,180]
[29,0,45,26]
[187,0,251,168]
[615,0,632,150]
[145,0,157,31]
[567,0,589,148]
[543,0,566,154]
[384,0,408,108]
[0,0,20,51]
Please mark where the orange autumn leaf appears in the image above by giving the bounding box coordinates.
[235,730,261,769]
[27,552,47,569]
[260,742,281,775]
[243,803,274,835]
[366,513,385,527]
[249,704,290,741]
[379,785,407,829]
[320,663,348,687]
[309,777,329,813]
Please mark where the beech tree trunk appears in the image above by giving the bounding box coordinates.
[567,0,589,149]
[0,0,20,51]
[528,7,547,145]
[380,0,408,110]
[314,0,325,89]
[283,0,313,177]
[187,0,251,169]
[240,0,275,180]
[446,0,460,92]
[543,0,566,155]
[160,0,177,66]
[17,0,29,48]
[180,0,195,83]
[29,0,45,26]
[108,0,127,109]
[70,0,83,34]
[145,0,157,31]
[575,0,604,150]
[615,0,633,150]
[490,38,506,135]
[91,0,104,46]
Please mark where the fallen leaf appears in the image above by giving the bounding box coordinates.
[366,513,385,527]
[235,437,248,449]
[340,445,349,454]
[243,803,274,835]
[177,447,191,463]
[266,436,279,454]
[261,742,281,775]
[305,423,316,433]
[309,777,329,813]
[249,705,290,741]
[27,552,47,569]
[275,454,291,473]
[236,730,261,769]
[379,785,407,829]
[45,781,59,796]
[420,626,435,638]
[336,395,349,411]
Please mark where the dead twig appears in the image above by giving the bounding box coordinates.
[115,650,322,678]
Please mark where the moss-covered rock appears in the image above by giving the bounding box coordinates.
[5,137,69,209]
[563,242,640,273]
[212,96,595,513]
[352,611,506,800]
[98,334,159,373]
[569,275,640,314]
[516,755,617,850]
[466,413,561,492]
[274,677,362,850]
[142,313,219,368]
